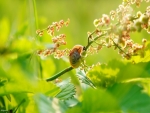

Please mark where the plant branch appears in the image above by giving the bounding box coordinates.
[46,66,73,82]
[85,33,106,51]
[87,30,97,44]
[110,38,130,58]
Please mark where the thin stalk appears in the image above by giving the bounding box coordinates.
[85,33,106,51]
[46,66,73,82]
[110,38,130,58]
[87,30,96,44]
[32,0,38,29]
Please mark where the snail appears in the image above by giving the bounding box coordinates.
[46,45,87,81]
[69,45,84,68]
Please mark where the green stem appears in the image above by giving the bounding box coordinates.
[46,66,73,82]
[110,38,129,57]
[13,99,26,113]
[33,0,38,29]
[85,33,106,51]
[87,30,96,44]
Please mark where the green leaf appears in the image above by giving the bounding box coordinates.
[109,60,150,82]
[87,63,118,88]
[5,94,11,102]
[0,96,5,108]
[13,99,26,113]
[87,59,150,88]
[0,79,60,97]
[34,94,68,113]
[82,89,120,112]
[36,80,60,97]
[67,88,120,113]
[0,52,59,96]
[0,79,7,87]
[108,83,150,113]
[121,78,150,96]
[55,78,76,100]
[76,69,96,89]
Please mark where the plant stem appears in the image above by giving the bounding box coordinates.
[32,0,38,29]
[46,66,73,82]
[87,30,96,44]
[85,33,106,51]
[110,38,130,57]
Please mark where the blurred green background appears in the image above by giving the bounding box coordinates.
[0,0,123,80]
[1,0,150,113]
[0,0,121,51]
[0,0,149,84]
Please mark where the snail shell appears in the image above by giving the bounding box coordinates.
[69,45,83,68]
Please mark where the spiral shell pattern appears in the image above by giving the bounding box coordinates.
[69,45,83,68]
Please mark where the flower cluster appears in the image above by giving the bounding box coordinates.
[91,0,150,60]
[93,14,110,27]
[38,0,150,83]
[36,0,149,71]
[47,19,70,36]
[129,0,150,7]
[52,34,66,46]
[37,48,69,59]
[36,19,70,37]
[36,19,70,59]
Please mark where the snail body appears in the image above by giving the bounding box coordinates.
[69,45,83,68]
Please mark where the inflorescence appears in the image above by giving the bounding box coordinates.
[36,0,150,69]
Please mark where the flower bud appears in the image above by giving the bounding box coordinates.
[134,20,142,32]
[140,14,149,24]
[93,19,100,27]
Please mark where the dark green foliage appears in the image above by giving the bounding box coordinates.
[0,0,150,113]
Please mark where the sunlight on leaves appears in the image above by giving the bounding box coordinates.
[34,94,68,113]
[102,60,150,83]
[121,78,150,96]
[76,69,96,89]
[87,63,119,88]
[67,88,120,113]
[55,78,76,100]
[0,0,150,112]
[108,84,150,113]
